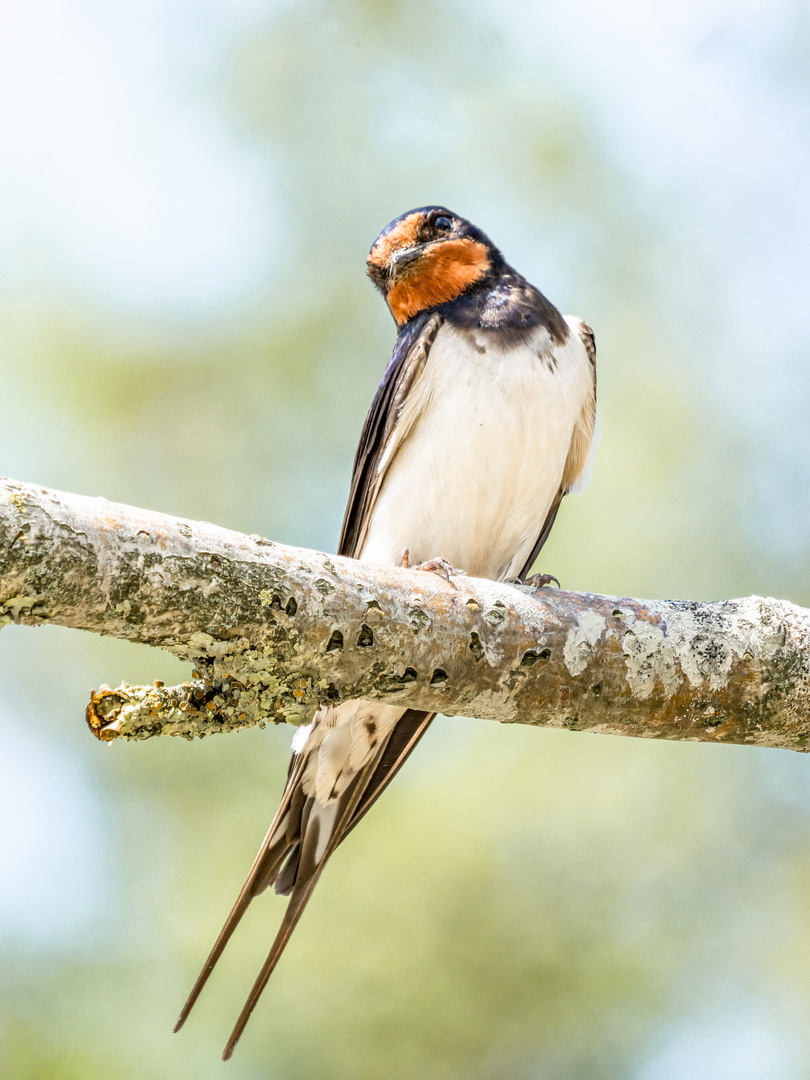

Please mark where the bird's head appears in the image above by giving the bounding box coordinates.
[367,207,500,326]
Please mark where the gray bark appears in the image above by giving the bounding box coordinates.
[1,476,810,751]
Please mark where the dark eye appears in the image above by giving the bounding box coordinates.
[433,215,452,231]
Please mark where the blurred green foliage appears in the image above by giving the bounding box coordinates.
[2,1,810,1078]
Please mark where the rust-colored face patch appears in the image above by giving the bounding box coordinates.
[386,238,491,325]
[367,212,423,275]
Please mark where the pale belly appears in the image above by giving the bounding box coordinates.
[359,323,591,581]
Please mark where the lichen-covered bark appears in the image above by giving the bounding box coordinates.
[3,476,810,751]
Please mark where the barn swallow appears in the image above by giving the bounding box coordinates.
[174,206,597,1058]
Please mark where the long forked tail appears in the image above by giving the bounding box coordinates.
[173,707,435,1060]
[221,751,378,1059]
[172,752,308,1034]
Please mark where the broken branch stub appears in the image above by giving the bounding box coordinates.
[2,476,810,751]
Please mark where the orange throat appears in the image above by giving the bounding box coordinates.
[386,238,491,325]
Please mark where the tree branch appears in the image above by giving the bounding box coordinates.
[1,476,809,751]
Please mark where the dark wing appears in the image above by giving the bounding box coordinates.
[339,310,442,558]
[577,321,596,379]
[517,491,565,581]
[518,320,596,581]
[339,708,435,839]
[175,316,443,1057]
[332,312,446,841]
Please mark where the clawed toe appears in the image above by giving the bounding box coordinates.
[412,556,466,582]
[524,572,560,590]
[506,572,561,592]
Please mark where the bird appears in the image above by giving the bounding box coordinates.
[173,206,597,1058]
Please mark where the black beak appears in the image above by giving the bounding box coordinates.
[388,243,429,282]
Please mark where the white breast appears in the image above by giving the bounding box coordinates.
[360,318,594,581]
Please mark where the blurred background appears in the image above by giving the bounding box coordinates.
[2,0,810,1076]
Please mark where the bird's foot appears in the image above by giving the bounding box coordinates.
[505,572,561,593]
[524,572,560,590]
[415,558,466,582]
[400,549,465,582]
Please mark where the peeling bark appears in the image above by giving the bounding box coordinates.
[2,476,810,751]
